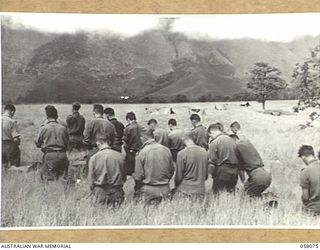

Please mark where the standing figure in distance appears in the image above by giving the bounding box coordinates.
[167,118,185,162]
[298,145,320,215]
[104,107,124,153]
[35,105,69,181]
[88,135,126,207]
[207,123,239,194]
[147,118,169,148]
[174,130,208,200]
[122,112,142,176]
[2,104,21,169]
[66,102,86,152]
[133,129,174,205]
[190,114,208,150]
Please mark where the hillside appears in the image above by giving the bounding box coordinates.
[1,22,320,103]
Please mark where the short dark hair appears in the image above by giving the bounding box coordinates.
[168,118,177,126]
[230,121,240,130]
[4,104,16,112]
[190,113,201,122]
[126,112,136,121]
[45,105,58,119]
[147,118,158,125]
[93,104,104,115]
[298,145,315,158]
[72,102,81,111]
[208,123,224,133]
[229,134,239,140]
[104,107,115,116]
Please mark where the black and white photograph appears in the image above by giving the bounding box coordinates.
[1,12,320,228]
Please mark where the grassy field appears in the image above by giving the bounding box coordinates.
[2,101,320,227]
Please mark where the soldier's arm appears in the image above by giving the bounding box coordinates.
[63,128,69,149]
[239,170,246,183]
[12,120,20,143]
[175,152,184,187]
[83,121,92,146]
[88,157,95,190]
[132,152,145,191]
[208,142,218,175]
[300,170,310,204]
[35,127,44,148]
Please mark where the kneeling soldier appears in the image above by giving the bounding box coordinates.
[133,129,174,205]
[35,105,69,181]
[298,145,320,215]
[88,136,126,207]
[174,130,208,200]
[231,134,271,197]
[208,123,239,193]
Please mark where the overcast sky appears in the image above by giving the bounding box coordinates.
[2,12,320,42]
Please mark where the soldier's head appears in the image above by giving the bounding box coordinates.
[298,145,316,165]
[230,121,241,134]
[96,135,111,149]
[45,105,58,120]
[140,128,154,144]
[147,118,158,130]
[72,102,81,113]
[207,123,224,140]
[3,104,16,117]
[190,113,201,128]
[93,104,104,118]
[126,112,136,123]
[181,129,195,146]
[168,118,177,130]
[104,107,115,120]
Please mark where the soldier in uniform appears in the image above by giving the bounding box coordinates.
[147,118,169,147]
[66,102,85,152]
[190,114,208,150]
[167,118,184,162]
[88,135,126,207]
[230,134,271,197]
[104,107,125,153]
[122,112,143,176]
[174,130,208,200]
[208,123,239,193]
[83,104,116,176]
[230,121,247,141]
[298,145,320,215]
[2,104,21,169]
[133,129,174,205]
[35,105,69,181]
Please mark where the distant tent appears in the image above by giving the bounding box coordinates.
[240,102,251,107]
[170,108,176,114]
[214,104,227,110]
[188,108,206,115]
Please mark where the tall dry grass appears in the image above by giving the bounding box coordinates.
[2,101,320,227]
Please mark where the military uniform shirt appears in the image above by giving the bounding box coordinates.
[133,139,174,185]
[154,128,169,147]
[191,124,208,150]
[109,118,125,149]
[83,117,116,147]
[300,159,320,203]
[175,144,208,194]
[88,147,126,187]
[35,120,69,151]
[2,114,20,141]
[168,128,185,151]
[123,121,143,151]
[208,134,239,167]
[66,111,85,136]
[235,139,264,173]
